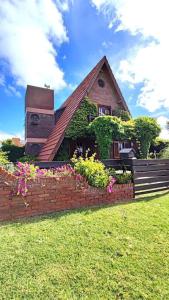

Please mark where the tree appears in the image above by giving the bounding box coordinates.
[134,117,161,159]
[89,116,124,159]
[1,139,25,162]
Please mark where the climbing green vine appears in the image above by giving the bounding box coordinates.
[89,116,124,159]
[65,97,97,139]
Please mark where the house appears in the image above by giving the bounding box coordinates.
[25,56,132,161]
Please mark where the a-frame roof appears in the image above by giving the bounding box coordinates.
[38,56,130,161]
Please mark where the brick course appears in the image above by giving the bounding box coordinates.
[0,167,134,222]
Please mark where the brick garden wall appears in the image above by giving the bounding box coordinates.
[0,167,134,222]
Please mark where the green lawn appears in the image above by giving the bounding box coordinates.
[0,193,169,299]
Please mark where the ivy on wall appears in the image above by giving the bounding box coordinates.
[89,116,124,159]
[112,108,131,121]
[65,97,97,139]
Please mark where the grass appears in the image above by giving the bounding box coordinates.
[0,192,169,299]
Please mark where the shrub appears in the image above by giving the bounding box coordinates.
[108,168,132,184]
[115,173,132,184]
[72,153,111,189]
[150,137,169,155]
[1,139,25,162]
[0,150,10,165]
[159,146,169,158]
[134,116,161,158]
[18,155,37,163]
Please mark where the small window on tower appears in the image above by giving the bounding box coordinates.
[98,79,105,88]
[31,113,40,125]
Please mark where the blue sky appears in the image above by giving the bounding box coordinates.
[0,0,169,140]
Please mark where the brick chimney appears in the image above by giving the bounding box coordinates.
[25,85,55,156]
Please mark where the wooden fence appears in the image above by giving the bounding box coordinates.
[132,159,169,196]
[35,159,169,197]
[35,159,133,171]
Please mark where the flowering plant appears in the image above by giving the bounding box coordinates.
[15,162,87,197]
[72,152,116,192]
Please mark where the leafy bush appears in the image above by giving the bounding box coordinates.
[1,139,25,162]
[18,155,37,163]
[159,146,169,158]
[150,137,169,155]
[72,153,110,188]
[115,173,132,184]
[134,116,161,158]
[108,168,132,184]
[0,150,10,165]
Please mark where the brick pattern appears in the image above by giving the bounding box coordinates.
[0,167,134,222]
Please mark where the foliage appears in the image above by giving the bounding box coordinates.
[159,146,169,158]
[72,153,116,190]
[122,119,135,140]
[15,162,41,197]
[54,139,69,161]
[108,168,133,184]
[1,139,25,162]
[18,155,37,163]
[89,116,124,159]
[150,137,169,155]
[65,97,97,139]
[134,116,161,158]
[0,150,10,165]
[15,162,86,197]
[113,108,131,121]
[1,194,169,299]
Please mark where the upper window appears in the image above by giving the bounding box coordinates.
[98,106,111,116]
[98,79,105,88]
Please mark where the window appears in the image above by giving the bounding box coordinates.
[98,106,111,116]
[30,113,40,125]
[98,79,105,88]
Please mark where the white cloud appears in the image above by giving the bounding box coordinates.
[91,0,169,112]
[157,116,169,139]
[0,74,5,86]
[0,130,24,142]
[0,0,69,91]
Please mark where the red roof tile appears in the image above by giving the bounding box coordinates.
[38,56,129,161]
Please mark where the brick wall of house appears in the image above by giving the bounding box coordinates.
[0,167,134,222]
[88,64,125,111]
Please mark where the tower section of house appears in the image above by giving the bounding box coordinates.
[25,85,55,156]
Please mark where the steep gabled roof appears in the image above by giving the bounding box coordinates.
[38,56,130,161]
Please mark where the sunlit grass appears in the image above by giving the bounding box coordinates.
[0,192,169,299]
